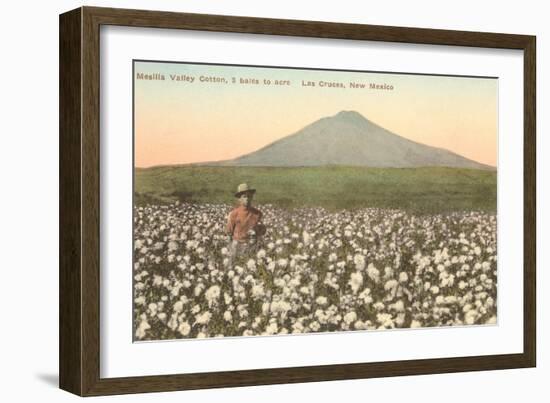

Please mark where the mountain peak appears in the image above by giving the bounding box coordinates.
[334,110,367,122]
[218,110,492,170]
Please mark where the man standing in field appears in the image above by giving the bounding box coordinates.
[226,183,265,264]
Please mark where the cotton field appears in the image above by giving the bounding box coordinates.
[133,202,497,341]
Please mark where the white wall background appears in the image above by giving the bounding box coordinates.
[0,0,545,401]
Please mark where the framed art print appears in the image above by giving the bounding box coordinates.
[59,6,536,396]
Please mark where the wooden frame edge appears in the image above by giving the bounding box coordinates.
[523,35,536,368]
[59,7,83,396]
[59,6,537,396]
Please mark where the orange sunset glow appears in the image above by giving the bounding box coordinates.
[134,61,497,168]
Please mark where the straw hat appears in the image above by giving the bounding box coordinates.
[234,183,256,197]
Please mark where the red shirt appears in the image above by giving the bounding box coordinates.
[226,205,263,241]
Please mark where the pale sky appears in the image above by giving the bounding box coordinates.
[134,61,497,168]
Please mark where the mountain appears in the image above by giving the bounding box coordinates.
[213,110,494,169]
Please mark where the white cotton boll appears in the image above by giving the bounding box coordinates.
[194,311,212,325]
[398,272,409,283]
[264,322,278,335]
[278,258,288,268]
[383,266,393,279]
[464,309,478,325]
[252,284,265,299]
[354,320,367,330]
[289,277,301,287]
[376,313,394,328]
[194,284,204,297]
[315,309,328,324]
[359,288,373,304]
[134,296,146,306]
[173,301,184,313]
[446,275,455,287]
[366,264,380,283]
[223,311,232,322]
[302,231,312,245]
[148,302,158,314]
[267,261,276,272]
[411,320,422,328]
[309,321,321,332]
[316,296,328,306]
[384,279,398,291]
[444,296,457,304]
[395,313,406,326]
[348,272,364,294]
[392,300,405,312]
[292,321,305,333]
[344,311,357,325]
[353,254,366,271]
[177,321,191,336]
[168,314,179,331]
[135,320,150,339]
[170,285,181,297]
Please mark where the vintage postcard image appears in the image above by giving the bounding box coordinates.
[132,61,497,341]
